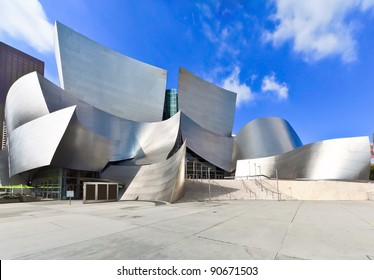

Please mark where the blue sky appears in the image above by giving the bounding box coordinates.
[1,0,374,144]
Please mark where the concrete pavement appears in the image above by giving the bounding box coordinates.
[0,199,373,260]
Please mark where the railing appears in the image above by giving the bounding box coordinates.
[236,175,282,200]
[240,179,257,199]
[185,176,290,201]
[254,177,280,200]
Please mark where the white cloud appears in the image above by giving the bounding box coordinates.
[217,42,239,57]
[265,0,374,62]
[261,73,289,100]
[221,66,255,107]
[196,3,243,59]
[220,69,289,106]
[202,22,218,43]
[0,0,54,53]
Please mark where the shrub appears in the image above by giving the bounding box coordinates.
[370,165,374,180]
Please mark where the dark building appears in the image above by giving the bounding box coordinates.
[163,88,178,120]
[0,42,44,149]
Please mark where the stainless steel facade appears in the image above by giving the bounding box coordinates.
[235,137,370,180]
[178,67,236,137]
[233,117,303,160]
[5,73,49,133]
[103,142,186,203]
[177,68,369,180]
[55,22,166,122]
[6,72,181,172]
[1,22,185,202]
[0,21,370,203]
[181,113,234,172]
[8,106,76,176]
[0,41,45,150]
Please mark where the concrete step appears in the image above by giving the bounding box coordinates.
[180,179,290,202]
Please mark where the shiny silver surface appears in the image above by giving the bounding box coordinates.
[181,113,234,172]
[50,111,181,171]
[235,137,370,180]
[3,22,186,202]
[5,72,49,133]
[55,22,167,122]
[178,67,236,137]
[233,117,303,160]
[1,20,370,202]
[5,72,180,178]
[8,106,75,176]
[103,142,186,203]
[3,67,184,200]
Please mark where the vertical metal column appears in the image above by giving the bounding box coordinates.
[208,167,211,203]
[275,169,280,201]
[201,164,203,182]
[248,161,250,179]
[193,161,195,180]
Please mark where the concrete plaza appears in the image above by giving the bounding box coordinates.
[0,199,373,260]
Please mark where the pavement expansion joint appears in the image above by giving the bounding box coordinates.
[340,206,374,228]
[275,253,307,260]
[273,201,303,260]
[197,235,245,248]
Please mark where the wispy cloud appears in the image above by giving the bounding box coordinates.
[0,0,54,53]
[196,3,213,19]
[196,2,243,60]
[221,66,255,107]
[201,22,218,43]
[265,0,374,63]
[261,73,289,100]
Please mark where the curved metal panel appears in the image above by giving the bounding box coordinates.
[178,67,236,137]
[5,73,179,175]
[102,142,186,203]
[133,112,181,164]
[235,137,370,180]
[50,111,181,171]
[8,106,76,176]
[34,75,181,169]
[234,117,303,160]
[5,72,49,133]
[55,21,166,122]
[181,113,234,172]
[50,112,114,171]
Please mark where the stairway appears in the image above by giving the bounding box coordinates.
[179,177,292,202]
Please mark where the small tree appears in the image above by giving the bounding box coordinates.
[370,165,374,180]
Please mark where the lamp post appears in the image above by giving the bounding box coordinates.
[275,169,280,201]
[258,165,261,181]
[208,167,211,203]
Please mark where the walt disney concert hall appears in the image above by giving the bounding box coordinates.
[0,22,370,202]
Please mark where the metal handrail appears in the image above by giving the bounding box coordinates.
[235,174,271,180]
[253,176,282,200]
[241,179,257,199]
